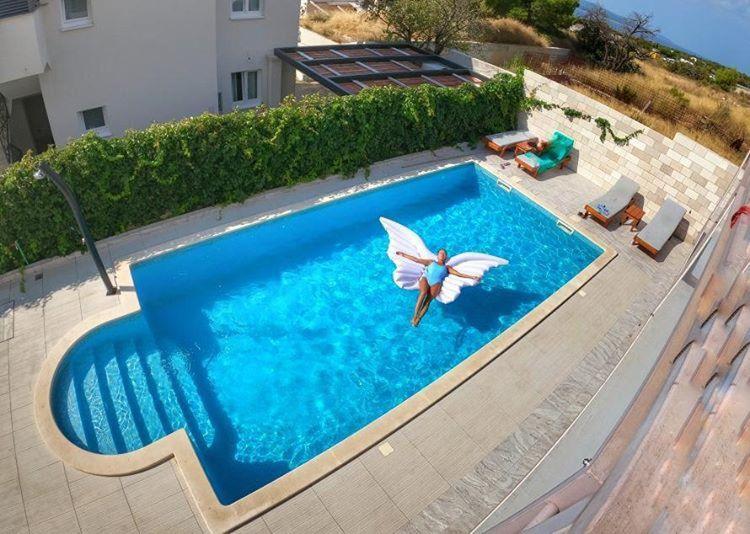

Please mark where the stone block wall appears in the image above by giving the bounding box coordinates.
[446,50,741,242]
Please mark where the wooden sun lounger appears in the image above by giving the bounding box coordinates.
[516,153,572,179]
[514,131,574,179]
[581,176,640,226]
[483,130,537,156]
[633,198,687,255]
[583,204,616,225]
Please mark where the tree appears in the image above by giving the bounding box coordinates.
[665,58,712,83]
[714,67,740,92]
[531,0,578,34]
[485,0,533,22]
[485,0,579,34]
[363,0,482,54]
[576,7,658,72]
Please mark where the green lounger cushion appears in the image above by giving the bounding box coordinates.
[519,131,574,174]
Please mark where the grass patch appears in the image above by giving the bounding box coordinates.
[301,11,385,43]
[300,12,552,49]
[477,18,551,47]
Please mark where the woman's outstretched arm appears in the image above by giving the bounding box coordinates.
[447,266,481,281]
[396,251,432,266]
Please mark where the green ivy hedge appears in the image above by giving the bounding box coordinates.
[0,73,524,274]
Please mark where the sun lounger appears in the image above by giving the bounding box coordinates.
[633,198,686,255]
[484,130,537,156]
[515,131,574,178]
[581,176,639,226]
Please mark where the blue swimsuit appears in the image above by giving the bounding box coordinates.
[424,262,448,286]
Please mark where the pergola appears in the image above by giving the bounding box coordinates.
[274,43,487,96]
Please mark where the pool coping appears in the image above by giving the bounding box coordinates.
[33,159,616,533]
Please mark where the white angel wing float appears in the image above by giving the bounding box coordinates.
[439,252,508,304]
[380,217,436,291]
[379,217,508,304]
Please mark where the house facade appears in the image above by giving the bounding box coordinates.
[0,0,300,166]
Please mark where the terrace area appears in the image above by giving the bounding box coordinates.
[0,143,697,533]
[0,22,747,531]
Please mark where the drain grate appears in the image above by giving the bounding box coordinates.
[556,219,575,235]
[495,178,513,192]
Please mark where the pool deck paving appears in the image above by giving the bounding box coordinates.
[0,145,690,533]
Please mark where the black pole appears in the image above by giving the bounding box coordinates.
[37,162,118,295]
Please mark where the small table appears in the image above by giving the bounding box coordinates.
[621,204,644,232]
[514,141,537,156]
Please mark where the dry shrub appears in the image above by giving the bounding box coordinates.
[570,82,746,163]
[571,61,750,139]
[477,18,551,47]
[300,11,385,43]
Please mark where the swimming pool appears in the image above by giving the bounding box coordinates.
[50,162,603,506]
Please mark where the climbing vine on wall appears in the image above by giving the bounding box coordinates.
[523,93,644,146]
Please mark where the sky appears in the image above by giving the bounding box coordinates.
[594,0,750,74]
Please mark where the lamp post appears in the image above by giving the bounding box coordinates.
[34,162,118,295]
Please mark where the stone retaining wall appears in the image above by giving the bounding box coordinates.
[447,49,740,242]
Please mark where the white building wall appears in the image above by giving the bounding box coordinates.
[36,0,218,145]
[2,0,300,150]
[215,0,300,111]
[0,10,48,85]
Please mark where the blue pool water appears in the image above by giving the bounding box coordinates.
[52,163,601,504]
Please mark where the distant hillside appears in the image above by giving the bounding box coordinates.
[575,1,696,56]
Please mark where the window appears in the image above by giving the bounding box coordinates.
[79,107,110,136]
[230,0,262,19]
[231,71,260,108]
[61,0,91,30]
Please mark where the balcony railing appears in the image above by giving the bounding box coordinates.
[0,0,38,20]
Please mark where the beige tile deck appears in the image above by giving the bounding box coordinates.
[0,146,689,533]
[316,459,408,533]
[262,488,341,534]
[359,431,449,519]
